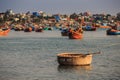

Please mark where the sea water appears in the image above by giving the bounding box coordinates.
[0,29,120,80]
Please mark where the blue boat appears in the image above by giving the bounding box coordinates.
[61,28,69,36]
[106,29,120,35]
[82,26,96,31]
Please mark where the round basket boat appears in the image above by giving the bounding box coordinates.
[57,53,92,66]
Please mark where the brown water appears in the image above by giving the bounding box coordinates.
[0,29,120,80]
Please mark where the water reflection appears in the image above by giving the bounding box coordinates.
[57,65,92,73]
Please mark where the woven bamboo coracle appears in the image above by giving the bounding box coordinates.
[57,53,92,66]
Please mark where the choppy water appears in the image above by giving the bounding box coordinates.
[0,29,120,80]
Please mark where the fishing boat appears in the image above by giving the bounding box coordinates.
[82,26,96,31]
[100,26,111,29]
[44,27,53,30]
[68,31,83,39]
[61,29,69,36]
[24,27,32,32]
[35,28,43,32]
[0,29,10,36]
[13,27,24,31]
[57,53,92,66]
[106,29,120,35]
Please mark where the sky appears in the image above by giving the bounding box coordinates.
[0,0,120,15]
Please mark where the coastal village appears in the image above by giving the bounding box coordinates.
[0,9,120,32]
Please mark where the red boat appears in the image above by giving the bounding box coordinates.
[68,31,83,39]
[0,29,10,36]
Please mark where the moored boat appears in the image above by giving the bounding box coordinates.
[61,29,69,36]
[0,29,10,36]
[68,31,83,39]
[24,27,32,32]
[106,29,120,35]
[100,26,111,29]
[44,27,53,30]
[35,28,43,32]
[82,26,96,31]
[68,27,83,39]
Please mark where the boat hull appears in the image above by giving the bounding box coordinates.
[57,53,92,66]
[0,29,10,36]
[35,28,43,32]
[106,30,120,35]
[68,32,83,39]
[82,27,96,31]
[61,32,68,36]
